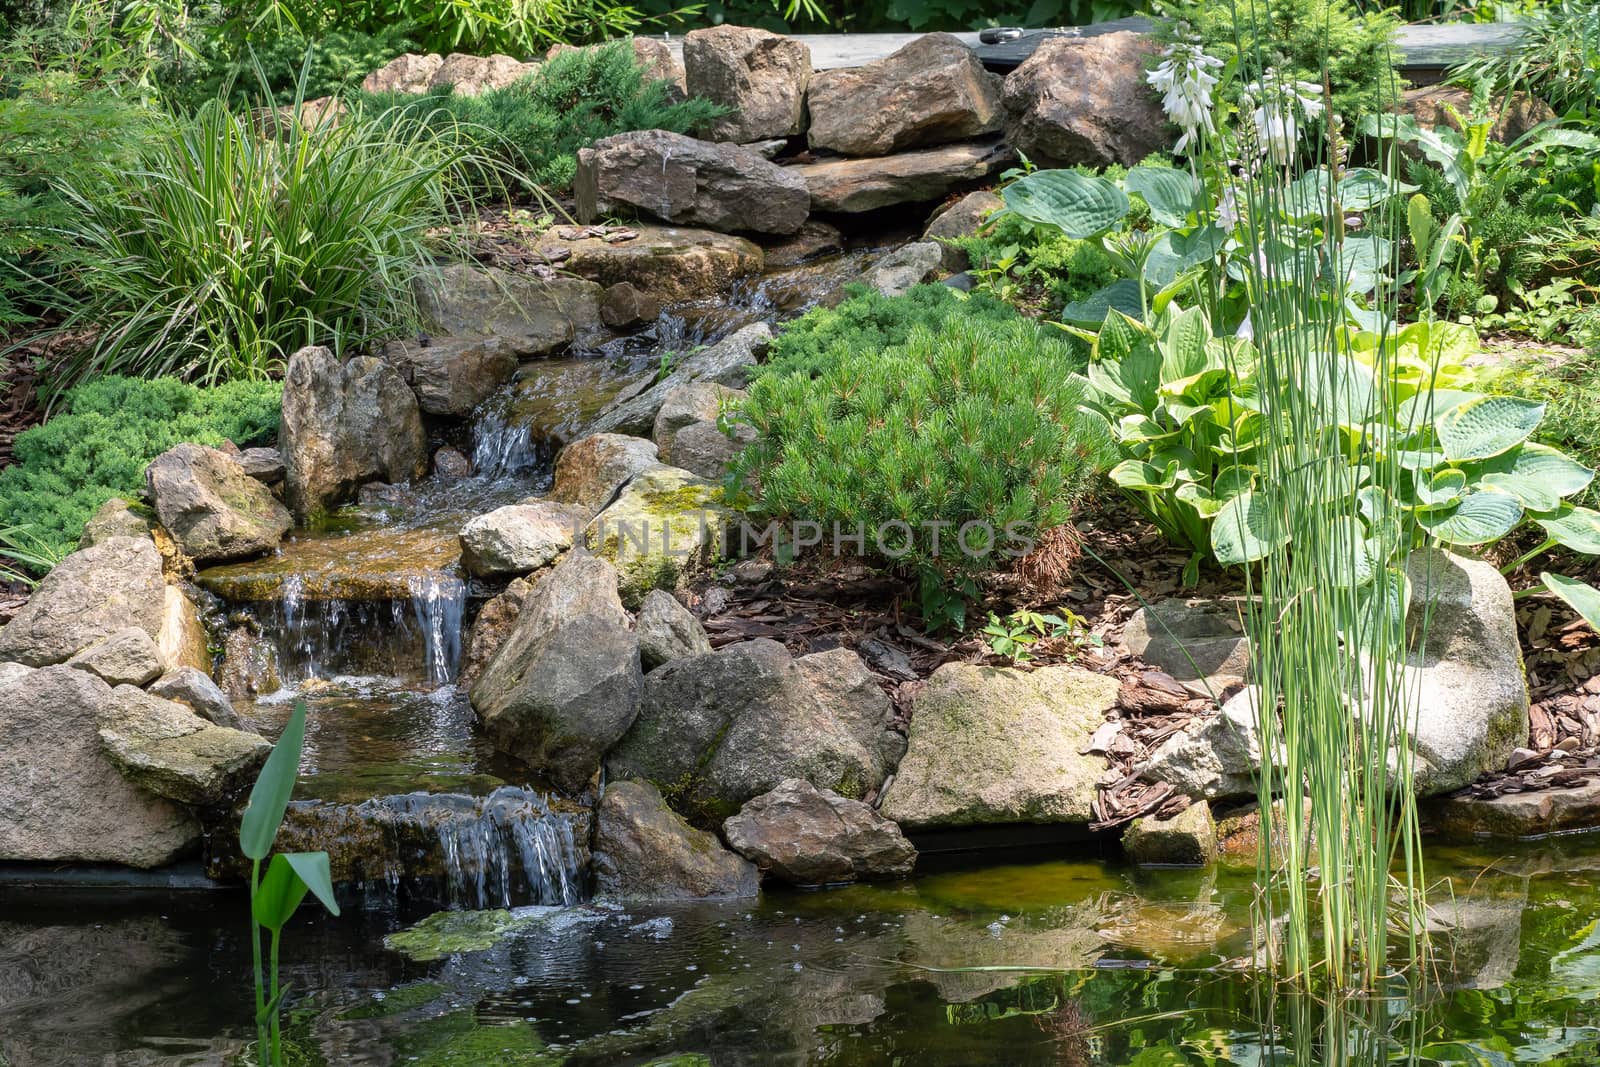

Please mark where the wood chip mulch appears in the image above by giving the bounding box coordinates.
[681,500,1237,827]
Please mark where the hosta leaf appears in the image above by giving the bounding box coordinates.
[1435,395,1545,462]
[1060,279,1145,327]
[1212,490,1287,565]
[1116,413,1171,444]
[1088,310,1160,410]
[1175,482,1228,518]
[1537,505,1600,555]
[1476,442,1593,512]
[1325,516,1381,588]
[1003,169,1130,238]
[1417,489,1523,545]
[1111,458,1179,491]
[1160,304,1209,384]
[1542,572,1600,632]
[1125,165,1199,226]
[1336,167,1417,211]
[1395,388,1482,434]
[1413,467,1466,510]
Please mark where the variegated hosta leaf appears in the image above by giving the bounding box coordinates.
[1475,442,1594,513]
[1395,389,1481,435]
[1542,572,1600,632]
[1435,395,1546,462]
[1417,489,1524,545]
[1413,467,1466,510]
[1212,490,1288,565]
[1536,504,1600,555]
[1110,457,1181,491]
[1159,304,1210,384]
[1325,516,1383,588]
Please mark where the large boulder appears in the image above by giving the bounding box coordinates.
[429,52,538,96]
[924,189,1003,271]
[1000,32,1170,169]
[653,381,743,457]
[808,33,1002,156]
[586,321,769,438]
[585,464,735,605]
[1137,687,1265,801]
[606,639,902,819]
[97,686,270,806]
[667,419,756,480]
[683,26,811,143]
[279,346,428,519]
[157,586,212,674]
[145,443,292,563]
[361,52,444,94]
[458,501,587,578]
[592,779,759,900]
[65,627,163,687]
[469,553,642,793]
[1397,85,1554,145]
[532,224,763,307]
[879,663,1119,829]
[1122,598,1250,695]
[416,264,604,358]
[863,241,943,297]
[724,778,916,885]
[0,536,165,666]
[1122,801,1218,867]
[458,575,534,691]
[149,666,242,728]
[575,130,810,235]
[549,433,661,517]
[379,335,518,417]
[796,140,1014,213]
[78,496,156,548]
[1404,548,1529,794]
[635,588,712,669]
[0,665,199,867]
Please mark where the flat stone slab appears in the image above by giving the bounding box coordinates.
[1428,779,1600,839]
[795,140,1014,213]
[197,526,461,601]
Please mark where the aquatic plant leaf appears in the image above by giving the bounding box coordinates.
[286,851,340,918]
[1542,572,1600,633]
[1417,489,1523,545]
[1435,395,1546,462]
[239,700,306,860]
[252,853,311,932]
[1002,169,1129,238]
[1125,165,1198,226]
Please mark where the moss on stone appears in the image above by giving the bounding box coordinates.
[341,981,449,1020]
[383,909,532,961]
[388,1011,559,1067]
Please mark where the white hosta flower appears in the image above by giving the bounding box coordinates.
[1216,184,1240,230]
[1243,70,1326,164]
[1147,42,1222,154]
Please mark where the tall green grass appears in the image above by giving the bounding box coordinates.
[1204,3,1430,999]
[34,76,488,394]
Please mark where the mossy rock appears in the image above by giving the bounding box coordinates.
[387,1010,561,1067]
[584,464,734,607]
[197,525,461,601]
[383,908,541,961]
[341,981,449,1020]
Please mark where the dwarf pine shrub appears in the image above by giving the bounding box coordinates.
[733,307,1113,627]
[0,376,282,563]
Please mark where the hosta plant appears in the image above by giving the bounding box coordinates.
[1082,300,1600,609]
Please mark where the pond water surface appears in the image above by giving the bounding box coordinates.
[6,837,1600,1066]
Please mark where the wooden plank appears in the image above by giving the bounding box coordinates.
[657,19,1520,78]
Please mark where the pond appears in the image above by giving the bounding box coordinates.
[5,837,1600,1066]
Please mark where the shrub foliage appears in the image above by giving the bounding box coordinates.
[0,376,282,562]
[733,292,1112,625]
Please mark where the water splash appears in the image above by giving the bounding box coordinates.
[279,787,587,909]
[471,392,550,481]
[261,574,465,688]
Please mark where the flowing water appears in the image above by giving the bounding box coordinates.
[6,839,1600,1065]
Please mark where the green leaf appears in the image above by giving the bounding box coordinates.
[1087,310,1161,411]
[1476,443,1593,512]
[252,852,311,933]
[1413,467,1466,510]
[286,851,340,917]
[1212,490,1287,565]
[1542,572,1600,632]
[1435,395,1545,462]
[1059,278,1145,327]
[1417,489,1523,545]
[1337,168,1416,211]
[1002,169,1130,238]
[1124,166,1198,227]
[1110,458,1179,491]
[239,699,306,861]
[1326,516,1381,589]
[1159,304,1209,384]
[1537,505,1600,554]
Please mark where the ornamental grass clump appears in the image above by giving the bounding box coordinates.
[37,79,485,393]
[731,311,1113,628]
